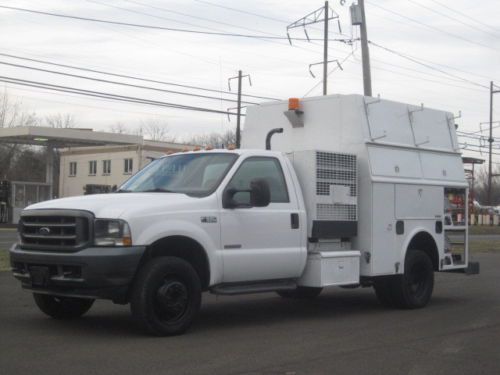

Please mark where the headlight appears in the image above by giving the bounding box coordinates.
[94,219,132,246]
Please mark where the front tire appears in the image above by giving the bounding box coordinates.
[33,294,94,319]
[130,257,201,336]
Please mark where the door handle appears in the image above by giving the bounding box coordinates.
[291,213,299,229]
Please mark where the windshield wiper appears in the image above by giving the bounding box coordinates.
[116,189,131,193]
[140,188,175,193]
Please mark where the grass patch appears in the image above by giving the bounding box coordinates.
[469,239,500,253]
[469,226,500,235]
[0,249,10,271]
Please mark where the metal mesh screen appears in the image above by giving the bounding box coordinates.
[315,151,357,221]
[316,203,357,221]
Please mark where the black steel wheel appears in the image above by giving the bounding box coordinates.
[33,294,94,319]
[392,250,434,309]
[130,256,201,336]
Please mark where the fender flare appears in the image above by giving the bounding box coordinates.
[399,227,440,273]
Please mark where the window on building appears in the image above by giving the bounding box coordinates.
[89,160,97,176]
[69,162,77,177]
[124,158,133,174]
[102,160,111,175]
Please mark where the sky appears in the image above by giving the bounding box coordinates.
[0,0,499,159]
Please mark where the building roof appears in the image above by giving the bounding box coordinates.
[0,126,142,147]
[462,157,485,165]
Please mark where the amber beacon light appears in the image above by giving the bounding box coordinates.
[288,98,300,111]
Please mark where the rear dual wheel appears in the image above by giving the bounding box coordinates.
[374,249,434,309]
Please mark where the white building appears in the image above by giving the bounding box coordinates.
[59,140,194,197]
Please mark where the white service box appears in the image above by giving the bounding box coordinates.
[298,251,360,287]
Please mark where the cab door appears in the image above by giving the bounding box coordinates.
[219,156,304,283]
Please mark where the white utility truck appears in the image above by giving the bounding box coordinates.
[10,94,478,336]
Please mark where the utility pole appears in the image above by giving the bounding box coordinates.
[323,1,329,95]
[351,0,372,96]
[228,71,251,148]
[488,81,500,205]
[287,2,341,96]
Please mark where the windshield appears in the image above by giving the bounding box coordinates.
[118,152,238,196]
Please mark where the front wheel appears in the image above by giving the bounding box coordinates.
[130,257,201,336]
[33,294,94,319]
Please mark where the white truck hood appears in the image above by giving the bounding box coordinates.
[26,193,199,219]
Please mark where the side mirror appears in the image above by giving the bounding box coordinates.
[222,187,241,209]
[222,178,271,209]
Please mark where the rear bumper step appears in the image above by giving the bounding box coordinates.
[443,262,480,275]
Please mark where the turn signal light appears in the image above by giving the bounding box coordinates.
[122,237,132,246]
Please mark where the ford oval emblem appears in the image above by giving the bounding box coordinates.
[39,227,51,235]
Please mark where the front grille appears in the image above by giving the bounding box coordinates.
[19,210,93,251]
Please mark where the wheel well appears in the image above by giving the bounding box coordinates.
[407,231,439,271]
[146,236,210,290]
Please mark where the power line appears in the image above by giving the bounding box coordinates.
[194,0,290,24]
[366,62,487,94]
[191,0,354,57]
[0,5,353,43]
[3,83,180,118]
[408,0,500,39]
[121,0,292,40]
[368,41,489,90]
[427,0,500,34]
[367,56,478,86]
[0,52,279,101]
[0,60,260,105]
[0,75,241,116]
[366,1,500,53]
[88,0,329,71]
[194,0,352,38]
[459,144,500,157]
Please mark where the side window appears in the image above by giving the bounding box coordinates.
[226,157,289,205]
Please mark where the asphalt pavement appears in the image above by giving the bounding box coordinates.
[0,251,499,375]
[0,229,17,250]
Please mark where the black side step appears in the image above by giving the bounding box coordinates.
[210,279,296,296]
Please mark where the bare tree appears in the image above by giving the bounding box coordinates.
[188,129,236,148]
[108,122,130,134]
[137,119,175,142]
[0,91,40,179]
[474,165,500,206]
[0,90,38,128]
[44,113,76,128]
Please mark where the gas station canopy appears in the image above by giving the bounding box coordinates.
[462,157,485,165]
[0,126,144,224]
[0,126,142,148]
